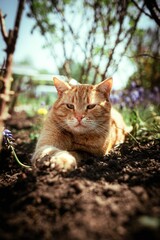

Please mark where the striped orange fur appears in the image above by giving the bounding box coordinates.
[32,77,130,171]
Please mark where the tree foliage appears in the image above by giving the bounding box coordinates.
[27,0,159,86]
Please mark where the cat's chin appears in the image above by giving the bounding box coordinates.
[69,125,89,134]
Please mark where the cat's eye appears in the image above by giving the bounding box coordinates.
[87,104,96,110]
[66,104,74,109]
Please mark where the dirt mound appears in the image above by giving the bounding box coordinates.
[0,112,160,240]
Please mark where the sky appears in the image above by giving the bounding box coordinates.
[0,0,155,89]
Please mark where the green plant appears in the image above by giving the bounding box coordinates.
[3,129,31,168]
[121,105,160,141]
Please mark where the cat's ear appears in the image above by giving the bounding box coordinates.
[96,77,113,97]
[53,77,71,97]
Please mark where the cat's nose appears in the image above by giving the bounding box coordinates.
[75,114,85,123]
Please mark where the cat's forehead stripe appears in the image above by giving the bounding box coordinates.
[70,85,92,103]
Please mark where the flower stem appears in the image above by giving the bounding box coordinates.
[5,136,31,168]
[10,145,31,168]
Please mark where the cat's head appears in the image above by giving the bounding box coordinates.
[53,77,112,134]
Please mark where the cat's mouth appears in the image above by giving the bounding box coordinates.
[74,123,86,128]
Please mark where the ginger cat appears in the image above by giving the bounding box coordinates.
[32,77,130,171]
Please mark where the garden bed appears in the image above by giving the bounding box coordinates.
[0,111,160,240]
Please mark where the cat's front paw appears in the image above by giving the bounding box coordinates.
[50,151,77,172]
[33,150,77,172]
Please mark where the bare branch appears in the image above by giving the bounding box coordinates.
[0,10,8,43]
[127,53,160,60]
[54,5,85,54]
[101,3,127,80]
[81,2,99,83]
[131,0,152,19]
[112,6,143,76]
[144,0,160,27]
[11,0,25,53]
[91,5,111,84]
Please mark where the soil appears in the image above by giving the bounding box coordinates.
[0,111,160,240]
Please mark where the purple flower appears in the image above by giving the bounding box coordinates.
[110,83,159,108]
[139,87,144,94]
[2,129,31,168]
[130,81,137,89]
[3,129,12,138]
[124,96,131,104]
[110,94,120,104]
[153,86,159,93]
[131,90,140,102]
[3,129,14,148]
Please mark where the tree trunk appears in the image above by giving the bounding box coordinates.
[0,0,26,149]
